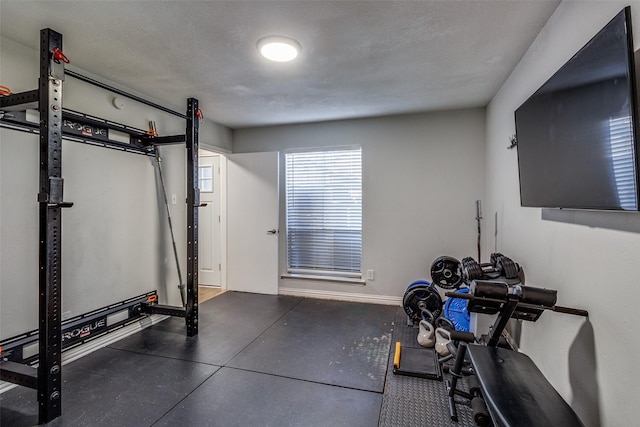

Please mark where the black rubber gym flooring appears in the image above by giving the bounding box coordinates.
[0,292,476,426]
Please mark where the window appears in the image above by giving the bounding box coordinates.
[285,148,362,278]
[199,165,213,192]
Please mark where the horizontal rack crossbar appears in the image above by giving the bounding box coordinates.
[66,69,188,120]
[0,291,158,365]
[63,108,148,136]
[0,110,154,156]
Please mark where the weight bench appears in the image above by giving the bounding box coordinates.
[445,280,588,426]
[467,344,584,427]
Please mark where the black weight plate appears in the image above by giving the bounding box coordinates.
[500,257,520,279]
[490,253,504,268]
[406,280,431,291]
[461,257,483,282]
[403,284,443,323]
[430,256,462,290]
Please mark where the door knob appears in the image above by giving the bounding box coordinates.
[267,229,278,235]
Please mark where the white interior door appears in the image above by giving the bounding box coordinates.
[227,152,279,294]
[198,153,221,286]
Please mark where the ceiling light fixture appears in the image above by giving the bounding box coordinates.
[257,36,301,62]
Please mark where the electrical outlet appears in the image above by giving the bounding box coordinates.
[367,269,374,281]
[171,194,177,205]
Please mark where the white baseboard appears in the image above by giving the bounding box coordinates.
[0,314,168,395]
[279,287,402,306]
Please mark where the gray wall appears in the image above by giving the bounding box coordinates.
[234,109,486,299]
[486,1,640,425]
[0,36,231,339]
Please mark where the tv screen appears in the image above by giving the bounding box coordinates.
[515,7,640,210]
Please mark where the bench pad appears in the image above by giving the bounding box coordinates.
[467,344,584,427]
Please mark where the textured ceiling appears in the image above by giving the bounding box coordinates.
[0,1,559,129]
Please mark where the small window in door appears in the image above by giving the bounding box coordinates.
[199,165,213,192]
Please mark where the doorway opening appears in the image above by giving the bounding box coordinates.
[198,149,225,301]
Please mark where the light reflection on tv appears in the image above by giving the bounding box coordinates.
[608,116,638,210]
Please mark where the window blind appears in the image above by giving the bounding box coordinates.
[285,148,362,277]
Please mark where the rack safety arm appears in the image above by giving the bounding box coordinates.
[0,89,39,111]
[0,361,38,389]
[141,134,186,146]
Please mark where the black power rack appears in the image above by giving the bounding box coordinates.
[0,28,201,424]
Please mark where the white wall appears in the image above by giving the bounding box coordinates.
[0,36,231,339]
[233,109,486,300]
[486,2,640,426]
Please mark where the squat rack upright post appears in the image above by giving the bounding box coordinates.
[0,28,69,424]
[185,98,200,337]
[37,27,67,424]
[0,28,201,424]
[137,100,200,333]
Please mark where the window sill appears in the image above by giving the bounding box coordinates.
[281,273,365,286]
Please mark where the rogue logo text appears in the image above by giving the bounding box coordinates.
[63,119,108,138]
[62,319,106,342]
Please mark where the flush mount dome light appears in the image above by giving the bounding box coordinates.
[257,36,301,62]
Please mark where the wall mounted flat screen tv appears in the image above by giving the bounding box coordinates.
[515,7,640,211]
